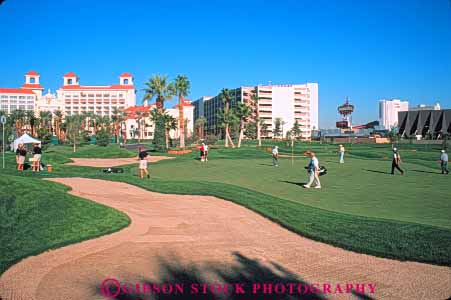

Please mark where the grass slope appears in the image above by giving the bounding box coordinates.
[0,174,130,274]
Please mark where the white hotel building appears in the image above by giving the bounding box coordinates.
[194,83,318,140]
[58,72,136,117]
[379,99,409,129]
[0,71,44,114]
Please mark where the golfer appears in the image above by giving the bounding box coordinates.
[204,143,209,162]
[339,144,345,163]
[32,143,42,172]
[304,151,321,189]
[391,147,404,175]
[440,150,449,175]
[15,143,27,171]
[272,146,279,167]
[200,143,205,162]
[138,147,150,179]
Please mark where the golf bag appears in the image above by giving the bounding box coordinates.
[102,167,124,174]
[304,165,328,176]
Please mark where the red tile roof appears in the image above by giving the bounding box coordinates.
[124,105,156,120]
[120,72,133,77]
[64,72,77,77]
[22,83,44,90]
[0,88,36,95]
[25,70,39,76]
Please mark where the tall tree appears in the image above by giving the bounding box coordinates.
[134,111,143,142]
[150,108,167,150]
[142,75,176,113]
[273,118,283,138]
[174,75,190,148]
[218,88,236,148]
[292,120,301,138]
[163,111,177,149]
[53,110,63,140]
[25,110,37,137]
[261,120,269,138]
[194,117,206,139]
[10,109,26,137]
[39,111,52,135]
[111,107,123,143]
[64,115,83,152]
[235,102,253,148]
[250,92,262,146]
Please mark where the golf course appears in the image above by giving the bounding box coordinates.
[1,141,450,279]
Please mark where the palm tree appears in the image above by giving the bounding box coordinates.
[53,110,63,140]
[10,109,26,137]
[218,88,236,148]
[111,107,124,143]
[250,92,262,147]
[194,117,206,139]
[142,75,176,113]
[25,110,37,137]
[134,111,143,142]
[235,102,253,148]
[39,111,52,135]
[162,111,177,149]
[174,75,191,149]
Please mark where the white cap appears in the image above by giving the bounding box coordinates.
[393,147,397,151]
[442,150,446,153]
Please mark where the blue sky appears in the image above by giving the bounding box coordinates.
[0,0,450,128]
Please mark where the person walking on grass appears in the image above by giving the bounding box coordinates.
[440,149,449,175]
[204,143,209,162]
[32,143,42,172]
[15,143,27,171]
[339,144,345,163]
[138,147,150,179]
[272,146,279,167]
[303,151,321,189]
[200,143,205,162]
[391,147,404,175]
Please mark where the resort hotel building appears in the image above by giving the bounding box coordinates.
[193,83,319,140]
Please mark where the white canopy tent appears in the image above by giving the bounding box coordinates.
[12,134,41,151]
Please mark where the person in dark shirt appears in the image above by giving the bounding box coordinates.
[15,143,27,171]
[138,147,150,179]
[32,143,42,172]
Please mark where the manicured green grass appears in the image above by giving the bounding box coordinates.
[1,142,450,270]
[0,174,130,274]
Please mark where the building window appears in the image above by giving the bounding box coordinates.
[124,79,129,84]
[68,79,73,84]
[30,77,36,84]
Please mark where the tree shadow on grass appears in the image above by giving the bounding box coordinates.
[362,169,391,175]
[91,252,371,300]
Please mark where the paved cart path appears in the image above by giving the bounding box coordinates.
[0,178,450,300]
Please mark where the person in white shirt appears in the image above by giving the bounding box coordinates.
[339,144,345,163]
[303,151,321,189]
[391,147,404,175]
[272,146,279,167]
[204,144,209,162]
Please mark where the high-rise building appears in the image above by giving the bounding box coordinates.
[57,72,136,117]
[379,99,409,129]
[193,96,212,121]
[192,83,318,140]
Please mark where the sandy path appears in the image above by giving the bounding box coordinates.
[0,178,450,300]
[66,156,174,167]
